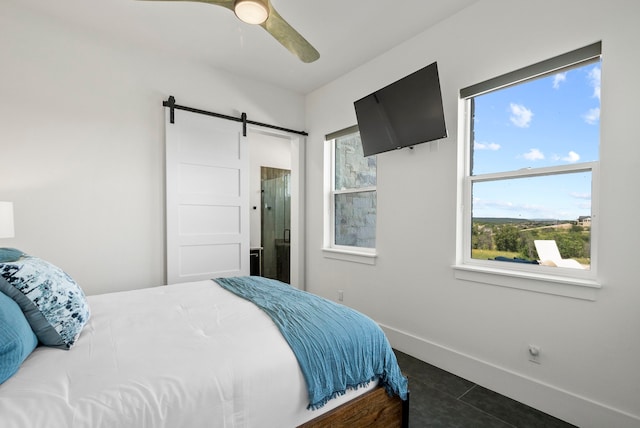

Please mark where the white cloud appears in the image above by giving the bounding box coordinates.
[588,67,601,100]
[522,148,544,161]
[474,141,501,151]
[570,192,591,200]
[473,198,562,219]
[561,151,580,163]
[509,103,533,128]
[473,198,515,211]
[553,72,567,89]
[583,107,600,125]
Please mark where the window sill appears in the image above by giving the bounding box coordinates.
[322,248,377,265]
[453,264,601,301]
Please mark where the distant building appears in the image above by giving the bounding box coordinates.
[578,216,591,226]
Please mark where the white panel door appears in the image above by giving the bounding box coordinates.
[165,109,249,284]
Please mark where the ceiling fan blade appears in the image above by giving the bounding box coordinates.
[137,0,234,11]
[261,4,320,63]
[138,0,319,63]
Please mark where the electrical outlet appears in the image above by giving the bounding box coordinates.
[528,345,541,364]
[338,290,344,302]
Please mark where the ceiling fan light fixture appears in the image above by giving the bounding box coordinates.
[234,0,269,25]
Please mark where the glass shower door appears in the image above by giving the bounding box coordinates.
[261,167,291,283]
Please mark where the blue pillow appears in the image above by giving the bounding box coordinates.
[0,248,24,263]
[0,291,38,384]
[0,256,90,350]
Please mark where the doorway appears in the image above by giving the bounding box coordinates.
[164,104,305,288]
[247,130,304,289]
[261,167,291,283]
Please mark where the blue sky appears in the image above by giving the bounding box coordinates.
[471,61,601,220]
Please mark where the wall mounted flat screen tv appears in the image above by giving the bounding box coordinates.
[354,62,447,157]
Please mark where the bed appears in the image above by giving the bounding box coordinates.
[0,251,408,428]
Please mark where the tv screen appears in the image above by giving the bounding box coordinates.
[354,62,447,157]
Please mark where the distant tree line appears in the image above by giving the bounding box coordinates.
[472,220,590,262]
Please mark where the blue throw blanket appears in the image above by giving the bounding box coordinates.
[213,276,408,410]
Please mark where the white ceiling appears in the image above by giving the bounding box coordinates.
[14,0,479,94]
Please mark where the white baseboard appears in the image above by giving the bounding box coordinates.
[380,324,640,428]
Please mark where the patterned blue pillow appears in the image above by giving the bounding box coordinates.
[0,291,38,384]
[0,256,90,349]
[0,248,24,263]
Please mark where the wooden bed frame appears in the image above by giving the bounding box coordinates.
[299,385,409,428]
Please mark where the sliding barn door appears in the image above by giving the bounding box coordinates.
[165,109,249,284]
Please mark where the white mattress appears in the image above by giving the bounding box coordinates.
[0,280,375,428]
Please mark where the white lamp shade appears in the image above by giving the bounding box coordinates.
[0,202,15,239]
[234,0,269,25]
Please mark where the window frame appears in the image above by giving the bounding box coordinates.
[455,43,603,299]
[323,127,378,264]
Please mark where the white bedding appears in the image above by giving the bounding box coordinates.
[0,280,375,428]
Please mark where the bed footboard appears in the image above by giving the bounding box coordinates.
[298,385,409,428]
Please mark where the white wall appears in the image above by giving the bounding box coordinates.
[304,1,640,427]
[0,1,305,295]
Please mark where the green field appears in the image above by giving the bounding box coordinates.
[471,249,520,260]
[471,218,591,265]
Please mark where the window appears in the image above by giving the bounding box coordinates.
[457,43,602,294]
[324,126,377,263]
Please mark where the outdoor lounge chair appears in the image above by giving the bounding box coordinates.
[534,240,584,269]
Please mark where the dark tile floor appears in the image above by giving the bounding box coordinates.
[394,350,577,428]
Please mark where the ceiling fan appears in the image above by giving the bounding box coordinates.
[139,0,320,63]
